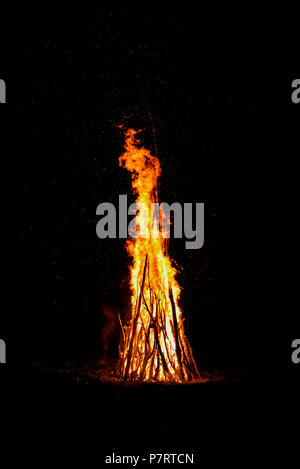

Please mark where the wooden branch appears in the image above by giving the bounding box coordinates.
[123,254,148,380]
[169,287,184,380]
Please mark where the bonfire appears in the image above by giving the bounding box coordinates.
[118,129,200,382]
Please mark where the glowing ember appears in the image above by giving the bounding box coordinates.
[118,129,200,382]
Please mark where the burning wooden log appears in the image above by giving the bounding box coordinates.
[122,254,148,381]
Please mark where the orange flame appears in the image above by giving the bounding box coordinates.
[118,129,199,382]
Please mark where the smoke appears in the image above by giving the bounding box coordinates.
[101,305,118,358]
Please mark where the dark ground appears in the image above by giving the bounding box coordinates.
[2,359,299,467]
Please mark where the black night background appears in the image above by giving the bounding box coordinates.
[0,2,299,464]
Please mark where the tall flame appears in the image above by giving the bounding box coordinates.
[118,129,199,382]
